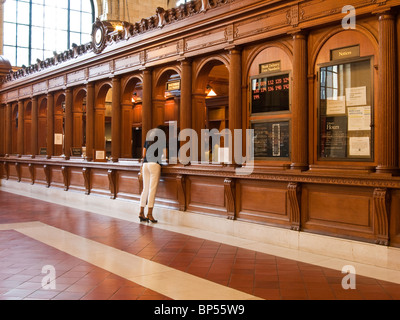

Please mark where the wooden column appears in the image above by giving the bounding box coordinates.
[142,69,152,147]
[17,100,24,156]
[64,88,73,159]
[86,82,95,161]
[228,47,242,165]
[291,32,308,171]
[376,11,398,174]
[31,96,38,157]
[180,59,192,132]
[46,93,54,158]
[0,104,4,156]
[111,76,121,162]
[5,103,12,156]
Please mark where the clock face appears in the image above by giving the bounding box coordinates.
[95,28,103,44]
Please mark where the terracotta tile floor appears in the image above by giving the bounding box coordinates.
[1,190,400,300]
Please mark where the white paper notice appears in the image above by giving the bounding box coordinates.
[349,137,370,156]
[327,96,346,115]
[348,106,371,131]
[346,86,367,106]
[54,133,63,145]
[96,150,105,160]
[218,147,230,164]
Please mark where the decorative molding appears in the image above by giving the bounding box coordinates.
[224,178,236,220]
[108,169,116,199]
[373,188,390,246]
[43,165,50,188]
[61,166,69,191]
[3,161,9,180]
[15,162,21,182]
[28,163,34,185]
[287,182,301,231]
[176,174,186,211]
[82,167,90,195]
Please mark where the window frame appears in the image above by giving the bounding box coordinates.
[3,0,95,67]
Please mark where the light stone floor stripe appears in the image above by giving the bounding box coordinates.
[1,222,262,300]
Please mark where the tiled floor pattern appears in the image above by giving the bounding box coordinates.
[1,191,400,300]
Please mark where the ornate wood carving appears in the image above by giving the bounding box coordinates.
[61,166,69,191]
[373,188,390,246]
[82,167,90,195]
[288,182,301,231]
[176,174,186,211]
[28,163,34,185]
[43,165,50,188]
[108,169,116,199]
[15,162,21,182]
[224,178,236,220]
[4,161,9,180]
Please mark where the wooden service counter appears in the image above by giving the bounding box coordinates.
[2,157,400,248]
[1,0,400,248]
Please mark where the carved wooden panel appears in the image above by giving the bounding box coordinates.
[155,174,179,209]
[236,180,289,226]
[185,28,226,52]
[33,165,47,186]
[116,170,141,201]
[68,168,86,193]
[19,163,31,183]
[186,176,226,216]
[50,166,65,189]
[90,168,110,197]
[302,184,375,242]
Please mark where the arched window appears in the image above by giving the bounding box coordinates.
[3,0,95,67]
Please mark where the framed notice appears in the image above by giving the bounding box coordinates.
[250,72,290,114]
[54,133,63,145]
[318,57,373,161]
[251,121,290,159]
[93,150,106,162]
[71,147,83,157]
